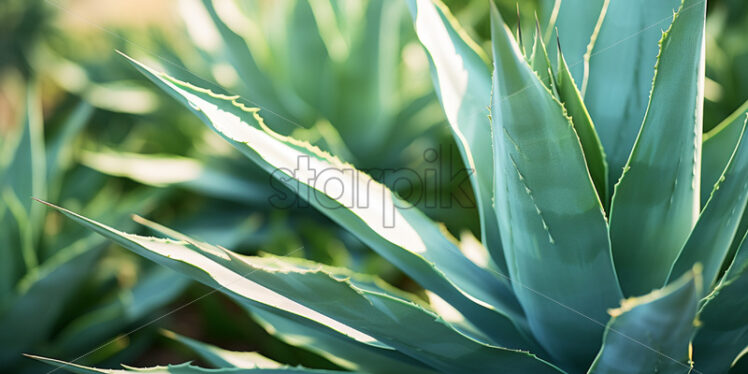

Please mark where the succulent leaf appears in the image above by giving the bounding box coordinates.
[27,354,347,373]
[163,330,282,369]
[121,53,537,350]
[585,0,681,189]
[538,0,608,87]
[608,0,707,296]
[692,232,748,373]
[554,38,609,204]
[701,100,748,205]
[489,3,621,367]
[39,202,564,374]
[587,267,702,374]
[406,0,507,275]
[668,115,748,287]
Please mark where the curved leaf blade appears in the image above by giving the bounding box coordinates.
[27,355,346,373]
[246,308,438,374]
[588,267,702,374]
[585,0,681,189]
[39,203,562,374]
[555,39,608,204]
[163,330,281,369]
[668,115,748,287]
[538,0,607,88]
[122,53,535,350]
[608,0,706,296]
[406,0,506,274]
[692,232,748,373]
[701,101,748,205]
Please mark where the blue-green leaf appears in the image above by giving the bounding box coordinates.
[27,355,347,373]
[38,203,563,374]
[246,308,437,374]
[529,21,555,91]
[490,3,621,368]
[538,0,607,88]
[406,0,506,274]
[701,101,748,205]
[122,53,535,350]
[585,0,681,189]
[692,232,748,373]
[608,0,706,296]
[163,330,281,369]
[667,115,748,287]
[555,38,608,203]
[588,267,702,374]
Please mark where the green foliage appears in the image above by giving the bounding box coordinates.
[22,0,748,373]
[0,82,189,372]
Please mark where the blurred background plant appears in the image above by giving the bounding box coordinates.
[1,0,746,372]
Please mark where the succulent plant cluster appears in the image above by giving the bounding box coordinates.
[28,0,748,373]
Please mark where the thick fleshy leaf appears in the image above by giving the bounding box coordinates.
[608,0,706,297]
[692,233,748,373]
[27,355,346,374]
[667,115,748,287]
[39,203,563,374]
[555,38,608,203]
[163,330,281,369]
[587,267,702,374]
[406,0,506,274]
[701,101,748,205]
[538,0,607,88]
[585,0,681,189]
[122,53,535,350]
[490,4,621,368]
[700,107,748,271]
[246,307,437,374]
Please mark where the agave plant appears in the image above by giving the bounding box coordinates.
[29,0,748,373]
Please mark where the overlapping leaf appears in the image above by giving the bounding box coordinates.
[608,0,707,296]
[700,101,748,204]
[668,115,748,287]
[554,38,608,202]
[692,233,748,373]
[39,202,564,373]
[163,330,282,369]
[538,0,607,88]
[122,53,535,350]
[588,268,701,374]
[406,0,506,274]
[489,3,621,368]
[585,0,681,189]
[29,355,347,374]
